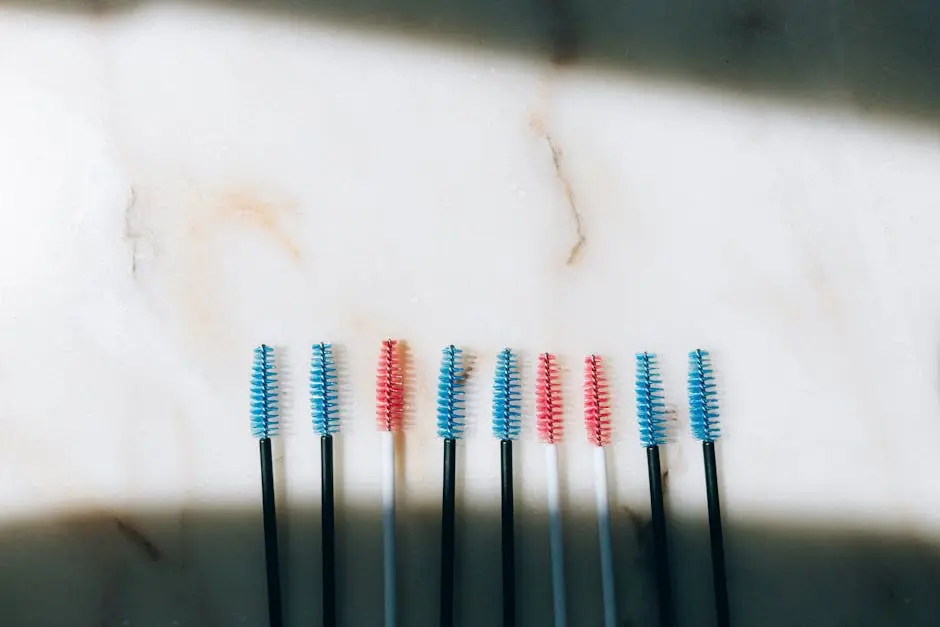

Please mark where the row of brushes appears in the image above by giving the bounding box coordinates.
[495,349,727,627]
[249,343,727,627]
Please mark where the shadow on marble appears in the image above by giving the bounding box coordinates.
[10,0,940,126]
[1,503,938,626]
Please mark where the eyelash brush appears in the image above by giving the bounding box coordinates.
[311,343,339,627]
[437,345,467,627]
[584,355,616,627]
[492,348,521,627]
[689,349,729,627]
[250,344,283,627]
[635,352,674,627]
[536,352,566,627]
[376,339,405,627]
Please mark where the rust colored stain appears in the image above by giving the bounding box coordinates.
[456,352,476,385]
[173,186,302,357]
[346,312,383,336]
[214,189,302,262]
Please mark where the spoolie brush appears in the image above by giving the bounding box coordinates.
[584,355,616,627]
[250,344,283,627]
[536,352,566,627]
[437,345,466,627]
[311,343,339,627]
[689,349,729,627]
[635,352,674,627]
[376,339,405,627]
[492,348,521,627]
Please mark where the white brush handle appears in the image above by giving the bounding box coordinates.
[546,444,567,627]
[594,446,616,627]
[382,431,397,627]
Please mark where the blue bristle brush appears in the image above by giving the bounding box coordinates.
[636,352,674,627]
[311,342,340,627]
[250,344,283,627]
[492,348,521,627]
[437,345,466,627]
[689,349,729,627]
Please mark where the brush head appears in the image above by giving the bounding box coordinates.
[536,352,563,444]
[436,345,466,440]
[310,342,339,437]
[492,348,521,441]
[688,349,720,442]
[376,339,405,432]
[584,354,612,447]
[635,352,667,447]
[250,344,279,439]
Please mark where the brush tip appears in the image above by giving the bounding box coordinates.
[250,344,279,439]
[635,352,667,447]
[492,348,521,441]
[376,338,405,432]
[688,349,720,442]
[437,345,466,440]
[536,352,563,444]
[310,342,340,436]
[584,354,612,447]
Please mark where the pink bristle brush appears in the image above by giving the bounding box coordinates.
[584,355,616,627]
[536,352,567,627]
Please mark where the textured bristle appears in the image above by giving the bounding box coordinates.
[536,352,563,444]
[584,354,612,447]
[689,349,720,442]
[635,352,667,447]
[492,348,521,441]
[310,342,339,436]
[436,345,466,440]
[250,344,279,439]
[376,339,405,432]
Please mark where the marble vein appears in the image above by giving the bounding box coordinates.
[544,133,586,266]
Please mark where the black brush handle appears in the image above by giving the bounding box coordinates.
[500,440,516,627]
[260,438,283,627]
[322,435,336,627]
[440,438,457,627]
[647,446,674,627]
[703,442,730,627]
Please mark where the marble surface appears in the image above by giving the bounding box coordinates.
[3,2,940,626]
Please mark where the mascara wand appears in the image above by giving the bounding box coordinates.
[250,344,283,627]
[437,345,467,627]
[376,339,405,627]
[311,343,340,627]
[635,352,674,627]
[689,349,729,627]
[492,348,521,627]
[536,352,567,627]
[584,355,616,627]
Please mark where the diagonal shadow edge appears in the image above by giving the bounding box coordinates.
[6,0,940,127]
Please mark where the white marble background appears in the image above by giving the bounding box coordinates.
[2,1,940,626]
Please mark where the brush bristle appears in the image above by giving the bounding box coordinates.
[310,343,339,436]
[689,349,720,442]
[635,352,667,447]
[250,344,279,439]
[536,352,563,444]
[492,348,521,441]
[437,345,466,440]
[376,339,405,432]
[584,354,612,447]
